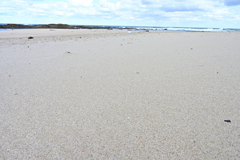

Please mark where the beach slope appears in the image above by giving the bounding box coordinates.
[0,29,240,159]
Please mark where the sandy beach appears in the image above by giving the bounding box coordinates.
[0,29,240,159]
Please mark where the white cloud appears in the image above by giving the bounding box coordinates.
[68,0,93,7]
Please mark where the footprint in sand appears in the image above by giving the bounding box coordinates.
[64,51,71,55]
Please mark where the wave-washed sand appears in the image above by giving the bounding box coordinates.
[0,29,240,159]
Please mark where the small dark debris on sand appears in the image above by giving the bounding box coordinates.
[224,120,231,123]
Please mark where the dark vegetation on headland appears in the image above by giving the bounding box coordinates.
[0,23,134,30]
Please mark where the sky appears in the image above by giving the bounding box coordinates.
[1,0,240,28]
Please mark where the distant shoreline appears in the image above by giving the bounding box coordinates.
[1,23,240,32]
[0,23,134,30]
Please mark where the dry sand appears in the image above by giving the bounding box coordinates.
[0,29,240,159]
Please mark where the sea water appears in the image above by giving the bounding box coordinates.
[71,25,240,32]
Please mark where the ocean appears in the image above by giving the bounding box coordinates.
[79,25,240,32]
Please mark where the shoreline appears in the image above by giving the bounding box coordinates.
[0,23,135,30]
[1,23,240,32]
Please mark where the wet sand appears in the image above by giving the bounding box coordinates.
[0,29,240,159]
